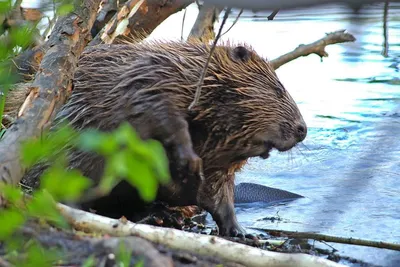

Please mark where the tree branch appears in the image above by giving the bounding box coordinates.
[267,9,279,20]
[58,203,346,267]
[270,30,356,70]
[90,0,193,45]
[90,0,119,38]
[188,3,222,42]
[381,0,389,57]
[0,0,103,198]
[250,227,400,252]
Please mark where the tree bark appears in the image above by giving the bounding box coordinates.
[90,0,193,45]
[90,0,120,38]
[0,0,102,199]
[9,45,45,83]
[188,3,222,42]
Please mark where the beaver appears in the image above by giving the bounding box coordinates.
[22,40,307,236]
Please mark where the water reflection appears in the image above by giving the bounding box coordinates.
[149,3,400,266]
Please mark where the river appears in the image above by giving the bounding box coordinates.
[148,3,400,267]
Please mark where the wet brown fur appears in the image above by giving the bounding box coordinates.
[22,40,306,236]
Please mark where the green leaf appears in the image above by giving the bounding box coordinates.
[134,259,144,267]
[20,139,48,167]
[116,241,131,267]
[56,3,74,16]
[78,129,118,156]
[145,140,170,184]
[98,164,119,195]
[27,191,68,229]
[0,128,6,139]
[123,152,158,202]
[41,166,92,202]
[23,242,53,267]
[0,208,25,240]
[9,25,35,49]
[82,255,96,267]
[4,236,24,254]
[20,125,76,167]
[0,68,12,123]
[0,183,23,204]
[0,1,12,14]
[116,123,154,161]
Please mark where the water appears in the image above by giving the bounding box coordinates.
[148,3,400,266]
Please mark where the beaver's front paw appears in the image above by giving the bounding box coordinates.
[218,220,246,237]
[211,201,246,237]
[175,144,204,181]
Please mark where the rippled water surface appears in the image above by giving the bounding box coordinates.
[149,3,400,266]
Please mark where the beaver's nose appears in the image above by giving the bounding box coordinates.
[295,123,307,142]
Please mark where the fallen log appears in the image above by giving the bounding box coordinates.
[0,0,103,202]
[58,203,346,267]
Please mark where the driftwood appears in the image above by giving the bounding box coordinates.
[250,227,400,252]
[270,30,356,70]
[58,203,346,267]
[89,0,193,45]
[0,0,103,198]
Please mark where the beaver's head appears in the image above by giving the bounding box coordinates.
[190,44,307,165]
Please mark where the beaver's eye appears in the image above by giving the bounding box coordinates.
[232,46,251,62]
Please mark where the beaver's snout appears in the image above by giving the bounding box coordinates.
[295,121,307,142]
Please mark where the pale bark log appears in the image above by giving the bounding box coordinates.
[58,203,347,267]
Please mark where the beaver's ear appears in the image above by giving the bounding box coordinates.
[232,46,251,62]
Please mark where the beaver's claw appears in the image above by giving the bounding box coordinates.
[176,145,204,181]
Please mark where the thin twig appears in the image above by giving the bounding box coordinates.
[382,0,389,57]
[250,227,400,251]
[181,8,187,41]
[220,8,243,37]
[188,7,232,110]
[267,9,279,20]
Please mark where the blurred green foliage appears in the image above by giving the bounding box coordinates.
[0,121,170,265]
[0,1,172,265]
